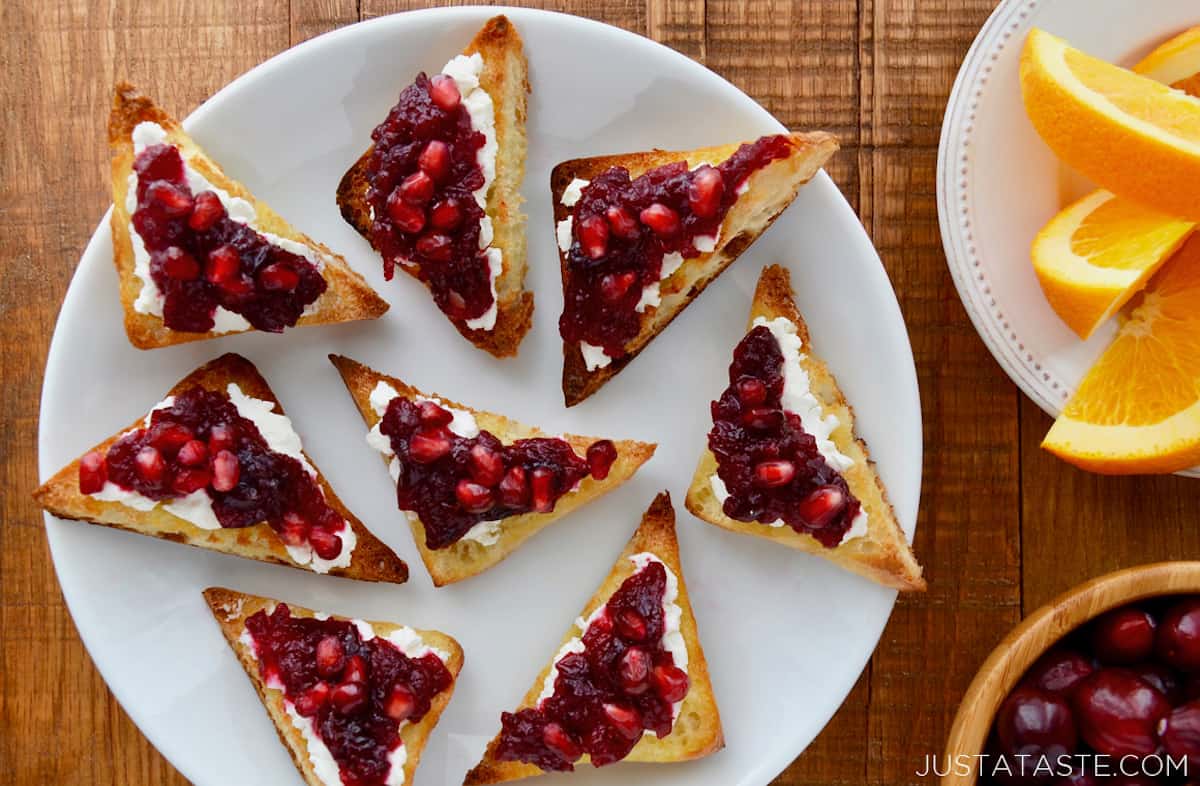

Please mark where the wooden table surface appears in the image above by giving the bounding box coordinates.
[5,0,1200,783]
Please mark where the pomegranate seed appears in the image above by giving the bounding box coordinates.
[278,512,311,546]
[417,400,453,427]
[150,423,193,452]
[599,271,637,303]
[399,170,435,204]
[188,191,224,231]
[206,244,241,283]
[429,198,462,230]
[161,247,200,281]
[468,444,505,487]
[498,466,529,507]
[639,203,680,236]
[78,450,107,494]
[309,527,343,560]
[218,276,253,297]
[429,74,462,111]
[742,407,783,431]
[602,702,643,739]
[386,190,427,234]
[541,723,580,761]
[456,479,495,513]
[210,450,240,492]
[208,423,237,453]
[330,681,366,715]
[736,377,767,406]
[343,655,367,685]
[172,468,211,494]
[578,215,609,259]
[615,609,647,641]
[652,664,690,704]
[586,440,618,480]
[416,233,453,262]
[176,439,208,467]
[590,610,614,634]
[618,647,651,694]
[258,263,300,292]
[293,681,330,717]
[530,468,556,513]
[797,486,846,529]
[135,446,165,483]
[445,290,467,317]
[688,165,725,218]
[409,430,451,463]
[605,205,640,238]
[753,460,795,488]
[315,636,345,678]
[418,140,451,181]
[146,180,194,217]
[385,684,417,721]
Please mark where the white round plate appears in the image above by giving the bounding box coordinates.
[938,0,1200,477]
[39,8,921,786]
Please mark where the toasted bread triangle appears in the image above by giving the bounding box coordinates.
[337,15,532,358]
[109,83,389,350]
[464,492,723,784]
[684,265,925,591]
[551,132,839,406]
[33,354,407,583]
[329,354,656,586]
[203,587,462,786]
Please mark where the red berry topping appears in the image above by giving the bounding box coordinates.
[639,202,680,236]
[602,703,643,739]
[1025,648,1095,696]
[206,244,241,283]
[541,723,580,761]
[187,191,224,231]
[735,377,767,406]
[135,446,165,482]
[455,479,494,513]
[994,686,1077,760]
[211,449,240,492]
[316,636,345,678]
[416,233,453,262]
[577,215,609,260]
[651,664,690,704]
[386,191,427,234]
[429,198,463,230]
[753,459,795,488]
[208,422,236,453]
[615,609,647,642]
[417,401,453,428]
[1071,668,1170,757]
[530,468,556,513]
[1158,599,1200,672]
[409,430,451,463]
[796,486,847,529]
[292,681,330,717]
[330,681,367,716]
[176,439,208,467]
[161,247,200,281]
[599,271,637,303]
[1091,607,1157,665]
[418,140,451,181]
[586,440,618,480]
[741,407,784,431]
[343,654,367,685]
[498,466,529,508]
[385,684,417,721]
[278,512,311,547]
[428,74,461,111]
[1159,701,1200,770]
[79,450,107,494]
[258,263,300,292]
[468,444,505,487]
[688,165,725,218]
[308,527,343,561]
[618,646,651,694]
[605,205,639,238]
[146,180,194,217]
[399,170,436,204]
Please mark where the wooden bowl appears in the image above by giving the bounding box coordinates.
[943,561,1200,785]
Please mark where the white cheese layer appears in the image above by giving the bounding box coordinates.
[708,315,869,544]
[125,121,326,332]
[537,552,689,727]
[441,53,502,332]
[86,384,355,570]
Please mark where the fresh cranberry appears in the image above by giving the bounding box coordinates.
[79,450,107,494]
[586,440,618,480]
[994,687,1077,767]
[1072,668,1170,756]
[1130,662,1183,705]
[1158,599,1200,672]
[1025,649,1095,696]
[1092,608,1157,665]
[428,74,461,111]
[1160,701,1200,770]
[187,191,224,231]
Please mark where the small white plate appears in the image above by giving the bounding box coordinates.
[938,0,1200,477]
[39,7,921,786]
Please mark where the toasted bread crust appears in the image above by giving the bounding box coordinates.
[463,493,723,785]
[551,132,839,405]
[683,265,925,591]
[33,354,408,583]
[203,587,462,786]
[109,83,388,350]
[336,16,532,358]
[329,354,656,586]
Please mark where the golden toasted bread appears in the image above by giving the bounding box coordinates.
[464,492,723,784]
[337,15,531,358]
[203,587,462,786]
[684,265,924,591]
[330,354,656,586]
[551,132,838,405]
[33,354,407,583]
[109,82,388,350]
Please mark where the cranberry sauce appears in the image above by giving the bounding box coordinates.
[130,143,326,333]
[558,134,795,359]
[78,387,349,560]
[365,70,495,324]
[707,325,861,548]
[378,397,618,550]
[495,559,690,771]
[245,603,453,786]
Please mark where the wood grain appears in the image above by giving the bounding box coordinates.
[10,1,1200,785]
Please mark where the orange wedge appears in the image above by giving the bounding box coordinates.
[1043,233,1200,474]
[1028,28,1200,339]
[1020,28,1200,221]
